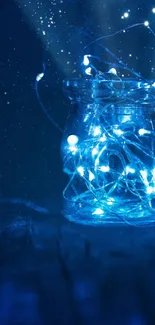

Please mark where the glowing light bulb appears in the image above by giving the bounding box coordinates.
[113,128,124,136]
[108,68,117,75]
[69,146,78,154]
[124,12,129,18]
[85,67,92,75]
[152,8,155,13]
[124,166,135,175]
[99,134,107,142]
[92,147,98,156]
[77,166,84,177]
[83,55,90,66]
[67,135,79,145]
[36,72,44,82]
[99,165,110,172]
[93,126,101,136]
[144,21,149,27]
[88,171,95,181]
[146,186,154,194]
[92,208,104,215]
[138,128,151,136]
[121,12,129,19]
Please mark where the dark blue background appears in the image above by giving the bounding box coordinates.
[0,0,64,206]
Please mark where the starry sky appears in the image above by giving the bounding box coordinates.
[1,0,155,214]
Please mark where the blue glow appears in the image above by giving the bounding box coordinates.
[59,22,155,226]
[62,78,155,226]
[35,22,155,226]
[61,19,155,226]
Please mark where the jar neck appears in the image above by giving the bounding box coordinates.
[63,78,155,107]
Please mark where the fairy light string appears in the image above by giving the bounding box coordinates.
[62,21,155,226]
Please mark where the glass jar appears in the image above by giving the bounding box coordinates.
[61,78,155,226]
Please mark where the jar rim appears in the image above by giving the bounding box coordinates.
[63,78,155,88]
[63,78,155,104]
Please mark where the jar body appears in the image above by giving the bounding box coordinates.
[61,79,155,226]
